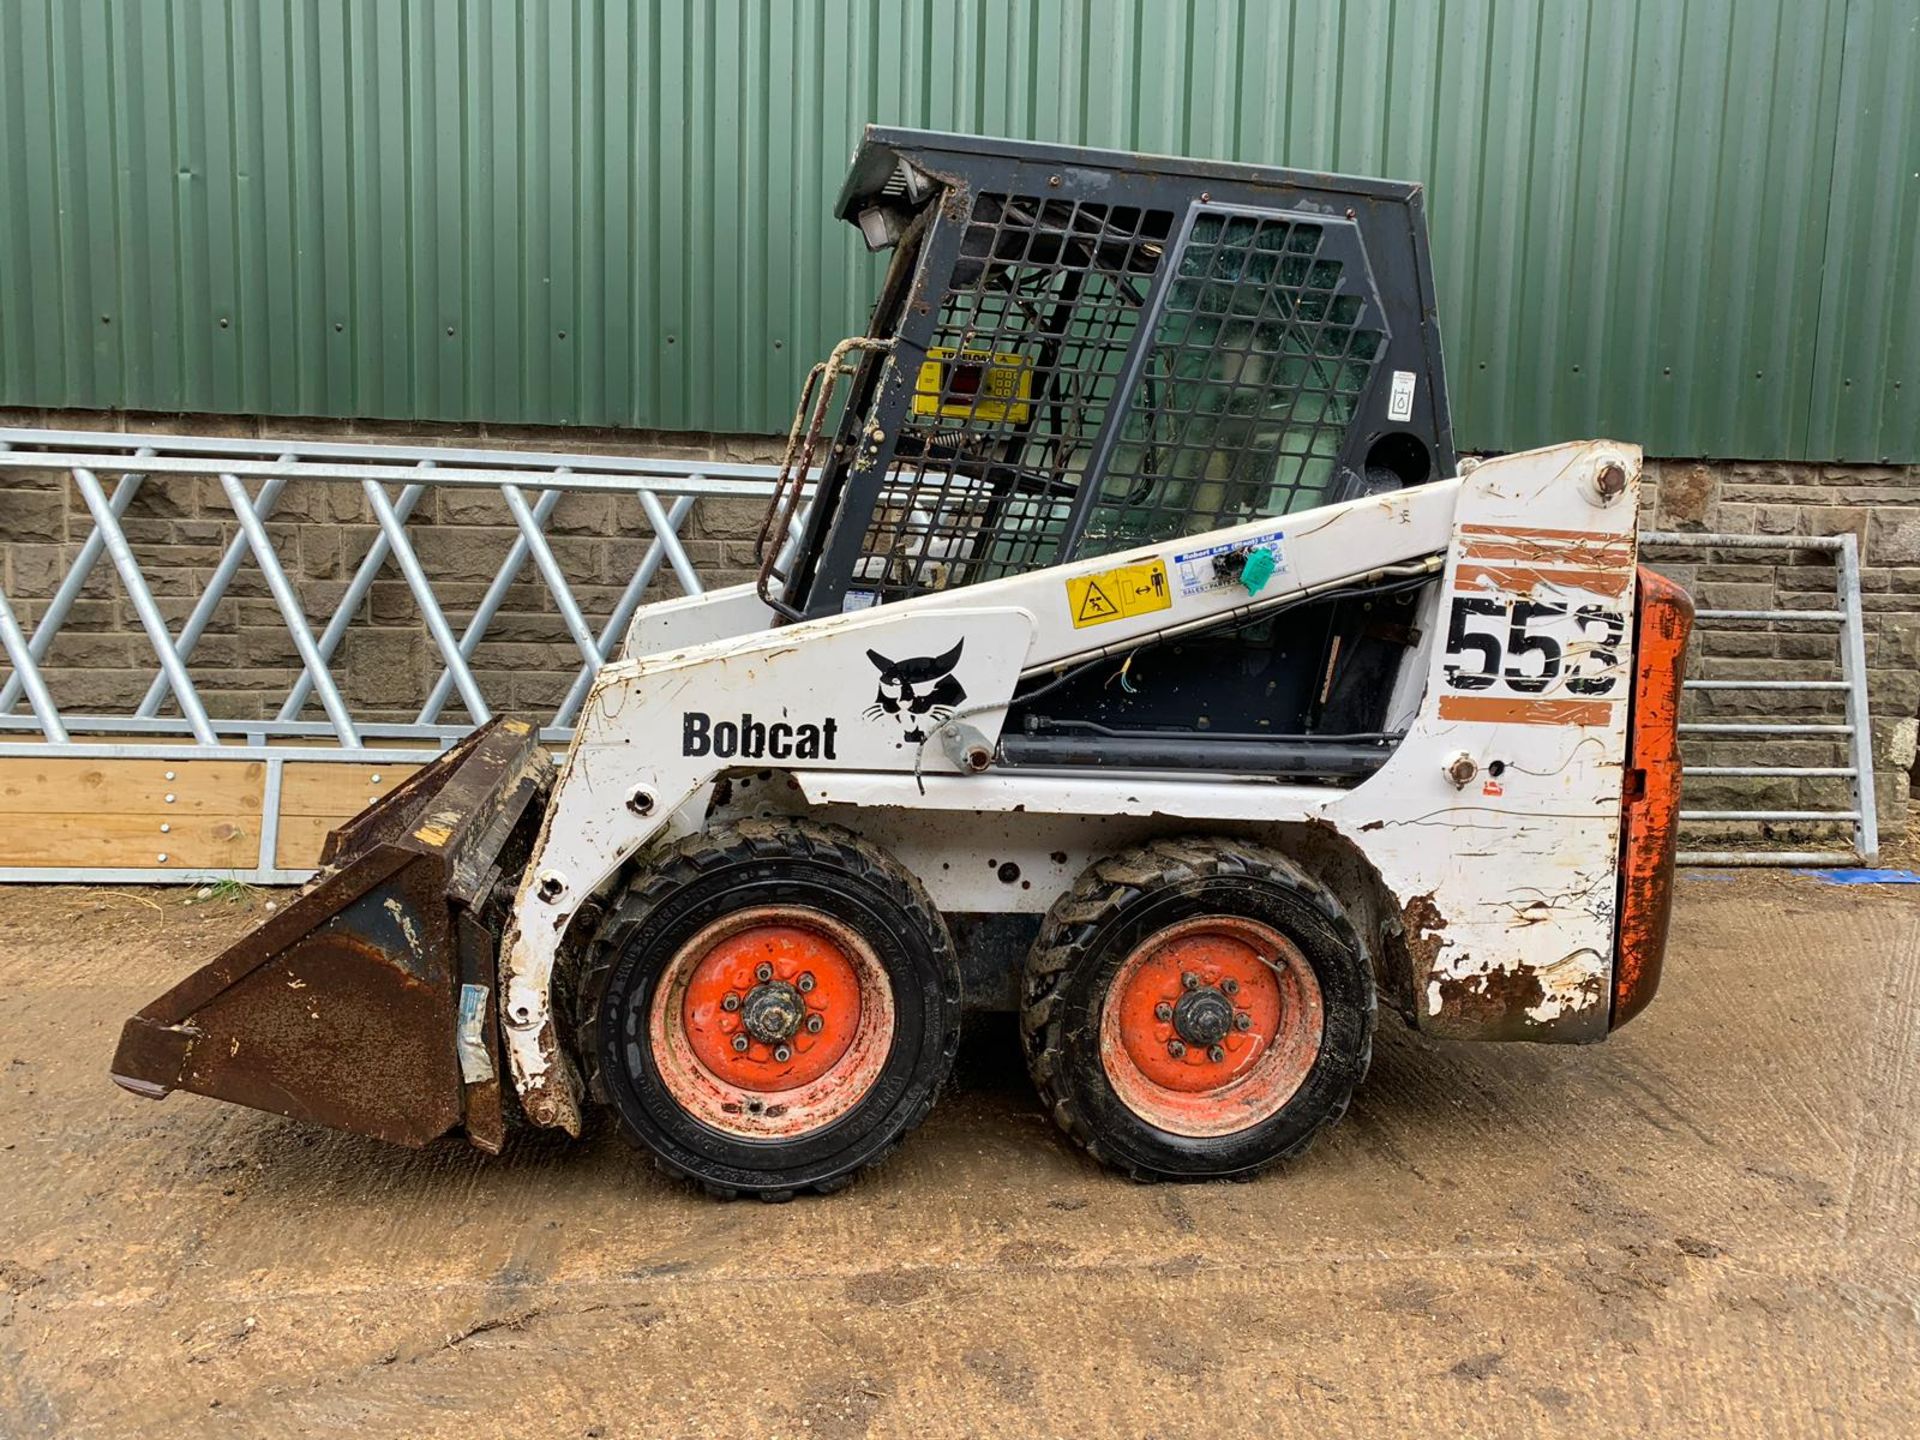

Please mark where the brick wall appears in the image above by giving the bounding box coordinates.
[3,411,1916,840]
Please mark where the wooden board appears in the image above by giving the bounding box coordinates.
[0,758,266,869]
[0,808,261,868]
[273,814,344,871]
[278,762,424,816]
[0,758,265,814]
[275,762,427,870]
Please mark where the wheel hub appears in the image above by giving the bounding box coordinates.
[1097,914,1326,1136]
[650,907,898,1130]
[740,980,805,1044]
[1172,987,1233,1047]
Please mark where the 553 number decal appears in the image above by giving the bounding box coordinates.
[1443,597,1625,696]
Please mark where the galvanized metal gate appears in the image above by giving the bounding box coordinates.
[1640,531,1878,867]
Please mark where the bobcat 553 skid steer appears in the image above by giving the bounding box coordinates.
[112,129,1692,1196]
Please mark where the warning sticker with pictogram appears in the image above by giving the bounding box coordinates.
[1065,558,1172,628]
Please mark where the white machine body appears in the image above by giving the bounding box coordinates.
[499,441,1645,1132]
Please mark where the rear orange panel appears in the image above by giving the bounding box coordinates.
[1611,567,1694,1029]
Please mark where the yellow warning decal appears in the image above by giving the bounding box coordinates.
[1066,558,1172,628]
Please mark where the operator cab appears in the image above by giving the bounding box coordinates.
[758,128,1458,780]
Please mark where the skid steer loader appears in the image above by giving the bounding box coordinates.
[111,129,1692,1195]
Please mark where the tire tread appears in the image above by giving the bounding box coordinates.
[576,819,959,1201]
[1019,836,1374,1183]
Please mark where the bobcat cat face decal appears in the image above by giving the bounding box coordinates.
[863,641,966,743]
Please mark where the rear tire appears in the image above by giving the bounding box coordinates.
[578,820,961,1199]
[1021,837,1374,1182]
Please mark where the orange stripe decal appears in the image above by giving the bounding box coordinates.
[1454,562,1632,599]
[1436,694,1619,726]
[1457,536,1634,564]
[1458,522,1630,543]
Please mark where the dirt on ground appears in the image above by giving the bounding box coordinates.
[1,869,1916,1438]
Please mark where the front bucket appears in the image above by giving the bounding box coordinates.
[110,717,553,1153]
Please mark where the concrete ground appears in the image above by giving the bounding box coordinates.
[0,870,1915,1439]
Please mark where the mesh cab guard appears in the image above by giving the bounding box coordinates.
[775,127,1455,619]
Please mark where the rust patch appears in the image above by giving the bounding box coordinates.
[1427,965,1607,1042]
[519,1020,584,1137]
[1436,694,1618,727]
[1404,895,1602,1041]
[1430,968,1549,1038]
[1401,892,1449,974]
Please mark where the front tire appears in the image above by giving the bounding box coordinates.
[579,820,961,1199]
[1021,838,1374,1182]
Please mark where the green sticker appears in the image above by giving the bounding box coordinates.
[1240,547,1276,596]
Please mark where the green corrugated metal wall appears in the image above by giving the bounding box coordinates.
[0,0,1914,460]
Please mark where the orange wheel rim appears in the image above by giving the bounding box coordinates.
[648,907,894,1139]
[1098,916,1323,1138]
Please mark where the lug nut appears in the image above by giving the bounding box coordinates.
[805,1014,824,1033]
[1167,1039,1187,1059]
[721,993,741,1012]
[732,1035,750,1053]
[755,962,774,982]
[1235,1011,1253,1031]
[1181,971,1200,990]
[1208,1044,1226,1063]
[1222,977,1239,996]
[1154,1001,1174,1022]
[797,972,815,993]
[773,1045,792,1063]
